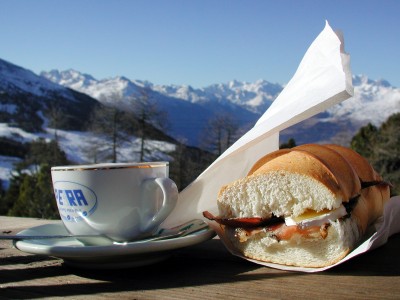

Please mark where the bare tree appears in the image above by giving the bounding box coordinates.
[87,94,132,163]
[47,102,66,143]
[128,89,169,162]
[201,113,239,156]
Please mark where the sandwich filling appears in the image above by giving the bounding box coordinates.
[203,196,359,244]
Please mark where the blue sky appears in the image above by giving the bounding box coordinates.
[1,0,399,88]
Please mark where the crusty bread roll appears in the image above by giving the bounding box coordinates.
[205,144,390,268]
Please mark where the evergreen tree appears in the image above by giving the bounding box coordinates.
[4,139,69,218]
[373,113,400,195]
[35,164,59,219]
[0,171,26,215]
[351,113,400,195]
[0,179,6,214]
[7,164,60,219]
[18,138,69,171]
[350,123,379,159]
[280,138,296,149]
[7,173,36,217]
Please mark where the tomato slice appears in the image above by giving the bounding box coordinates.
[203,211,284,228]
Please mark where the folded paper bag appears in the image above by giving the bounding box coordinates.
[164,21,353,229]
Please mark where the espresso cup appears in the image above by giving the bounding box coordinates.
[51,162,178,244]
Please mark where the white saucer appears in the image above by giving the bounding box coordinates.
[14,222,216,269]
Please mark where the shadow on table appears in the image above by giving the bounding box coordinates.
[1,253,60,266]
[1,239,302,298]
[3,235,400,298]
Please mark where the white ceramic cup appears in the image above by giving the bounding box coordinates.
[51,162,178,244]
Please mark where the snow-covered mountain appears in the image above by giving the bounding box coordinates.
[42,69,151,102]
[41,69,261,146]
[152,79,282,114]
[42,69,400,146]
[42,69,282,114]
[327,75,400,126]
[280,75,400,145]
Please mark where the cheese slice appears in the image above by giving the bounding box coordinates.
[284,205,347,228]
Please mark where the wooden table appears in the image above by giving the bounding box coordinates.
[1,216,400,299]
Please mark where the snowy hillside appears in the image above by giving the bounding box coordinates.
[0,58,100,133]
[0,123,176,188]
[1,59,74,101]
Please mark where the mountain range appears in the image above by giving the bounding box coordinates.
[40,69,266,146]
[41,68,400,146]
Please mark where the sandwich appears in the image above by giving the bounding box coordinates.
[203,144,390,268]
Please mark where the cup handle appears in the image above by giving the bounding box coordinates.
[141,177,178,233]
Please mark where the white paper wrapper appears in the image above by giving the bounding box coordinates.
[163,21,399,272]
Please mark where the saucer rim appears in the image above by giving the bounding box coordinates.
[14,222,216,259]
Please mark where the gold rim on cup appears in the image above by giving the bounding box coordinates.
[51,162,169,171]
